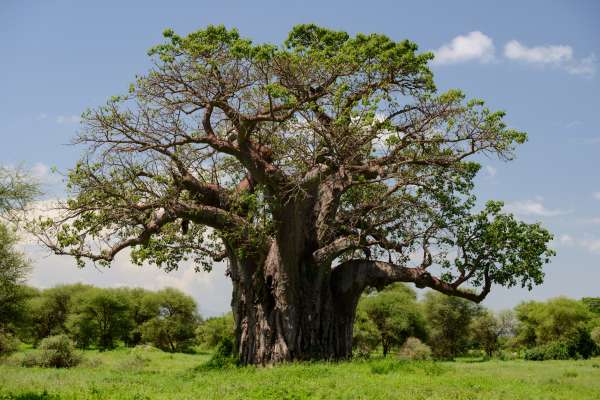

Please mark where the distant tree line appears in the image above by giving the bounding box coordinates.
[1,284,202,353]
[1,283,599,360]
[351,284,600,360]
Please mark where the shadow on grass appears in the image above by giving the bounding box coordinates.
[0,392,61,400]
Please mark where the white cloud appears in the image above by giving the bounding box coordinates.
[580,239,600,254]
[558,234,600,255]
[558,234,574,245]
[37,113,48,120]
[504,40,596,77]
[564,55,596,76]
[31,162,61,185]
[433,31,495,65]
[593,192,600,200]
[504,199,569,217]
[56,115,80,124]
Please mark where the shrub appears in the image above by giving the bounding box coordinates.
[21,352,41,367]
[198,337,237,370]
[569,327,596,359]
[523,330,596,361]
[398,337,432,360]
[23,334,81,368]
[524,342,571,361]
[0,332,19,357]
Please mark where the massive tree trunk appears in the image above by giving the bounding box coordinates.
[228,248,361,365]
[226,198,362,365]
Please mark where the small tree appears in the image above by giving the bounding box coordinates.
[68,287,131,349]
[141,288,200,352]
[424,291,482,359]
[357,283,427,356]
[470,311,500,357]
[196,312,234,349]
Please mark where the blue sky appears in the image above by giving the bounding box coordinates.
[1,0,599,316]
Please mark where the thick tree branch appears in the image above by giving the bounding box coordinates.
[331,259,491,303]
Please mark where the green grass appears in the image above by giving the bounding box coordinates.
[1,349,599,399]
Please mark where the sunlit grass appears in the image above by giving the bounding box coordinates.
[1,349,599,399]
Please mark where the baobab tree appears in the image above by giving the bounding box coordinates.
[31,25,554,365]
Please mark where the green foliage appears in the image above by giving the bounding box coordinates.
[0,224,35,335]
[582,297,600,315]
[443,201,554,290]
[591,327,600,348]
[523,329,596,361]
[423,291,482,359]
[198,337,237,370]
[140,288,199,353]
[515,297,592,347]
[0,166,39,213]
[0,332,19,357]
[470,311,501,357]
[12,284,202,353]
[28,284,91,344]
[355,284,427,356]
[352,306,380,357]
[524,342,571,361]
[196,312,234,349]
[67,288,131,350]
[119,288,161,347]
[24,334,81,368]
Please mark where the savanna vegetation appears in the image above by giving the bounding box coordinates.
[1,24,599,399]
[0,285,599,399]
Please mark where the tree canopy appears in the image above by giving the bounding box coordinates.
[1,167,38,335]
[355,283,427,356]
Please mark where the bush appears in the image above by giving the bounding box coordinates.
[23,334,81,368]
[524,342,571,361]
[398,337,432,360]
[569,327,597,359]
[0,332,19,357]
[198,337,237,370]
[523,330,596,361]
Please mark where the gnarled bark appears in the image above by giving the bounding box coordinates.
[228,243,358,365]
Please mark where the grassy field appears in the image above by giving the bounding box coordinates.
[1,348,599,400]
